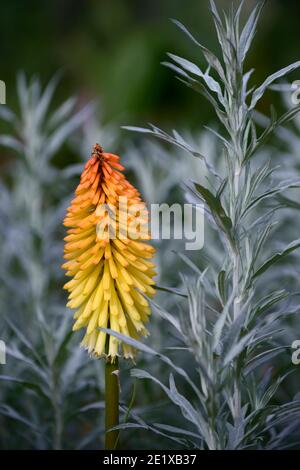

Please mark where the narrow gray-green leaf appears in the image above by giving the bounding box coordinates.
[251,61,300,109]
[253,239,300,278]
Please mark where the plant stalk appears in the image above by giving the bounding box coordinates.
[105,356,119,449]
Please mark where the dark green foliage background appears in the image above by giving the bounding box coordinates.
[1,0,300,130]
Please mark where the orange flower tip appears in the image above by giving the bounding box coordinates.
[111,163,125,171]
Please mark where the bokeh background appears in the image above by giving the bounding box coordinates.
[1,0,300,450]
[2,0,300,133]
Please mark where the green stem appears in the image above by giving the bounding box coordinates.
[105,357,119,449]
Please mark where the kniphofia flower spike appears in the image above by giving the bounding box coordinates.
[63,144,156,360]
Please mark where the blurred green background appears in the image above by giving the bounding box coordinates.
[1,0,300,132]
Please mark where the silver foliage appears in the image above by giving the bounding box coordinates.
[116,0,300,450]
